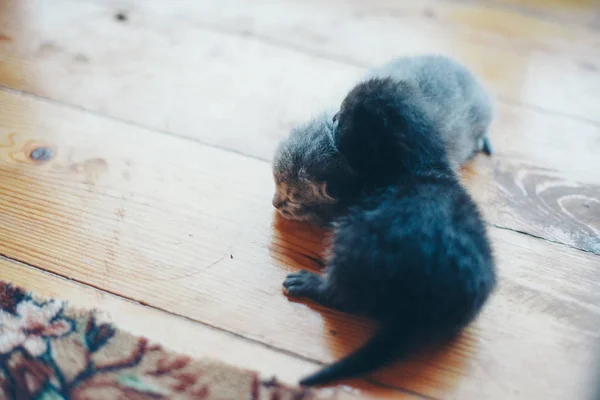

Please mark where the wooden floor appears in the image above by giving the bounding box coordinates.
[1,0,599,398]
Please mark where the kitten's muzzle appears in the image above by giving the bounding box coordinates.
[272,195,286,209]
[272,195,297,219]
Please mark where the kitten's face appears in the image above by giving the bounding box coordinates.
[271,170,337,224]
[271,113,354,225]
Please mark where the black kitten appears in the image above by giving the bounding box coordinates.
[283,78,496,386]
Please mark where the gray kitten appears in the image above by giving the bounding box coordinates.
[272,113,358,225]
[272,54,493,225]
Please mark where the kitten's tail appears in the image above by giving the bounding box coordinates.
[299,325,416,387]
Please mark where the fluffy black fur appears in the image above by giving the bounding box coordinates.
[283,78,496,386]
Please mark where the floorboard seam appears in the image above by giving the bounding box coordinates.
[2,36,600,129]
[0,84,270,164]
[489,223,599,256]
[188,21,600,127]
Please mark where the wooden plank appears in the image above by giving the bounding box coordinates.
[0,89,598,399]
[464,103,600,254]
[1,0,599,127]
[0,0,359,161]
[475,0,600,28]
[1,0,599,252]
[0,257,402,400]
[465,156,600,254]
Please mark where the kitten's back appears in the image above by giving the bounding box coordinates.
[363,55,493,168]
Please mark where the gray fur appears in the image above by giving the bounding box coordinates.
[362,55,493,169]
[272,113,358,224]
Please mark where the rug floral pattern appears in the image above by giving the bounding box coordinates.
[0,282,332,399]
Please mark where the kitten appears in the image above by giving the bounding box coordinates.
[282,78,496,386]
[272,54,493,225]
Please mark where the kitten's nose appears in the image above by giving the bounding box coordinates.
[272,195,285,209]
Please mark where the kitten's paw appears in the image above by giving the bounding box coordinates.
[283,270,324,299]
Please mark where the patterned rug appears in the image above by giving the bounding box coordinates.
[0,282,337,400]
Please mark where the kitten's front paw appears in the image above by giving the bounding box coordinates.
[283,270,324,299]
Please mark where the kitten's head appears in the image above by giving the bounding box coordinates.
[272,114,357,225]
[335,78,449,186]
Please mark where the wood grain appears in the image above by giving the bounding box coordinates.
[459,102,600,253]
[1,0,599,127]
[479,0,600,28]
[1,0,599,252]
[0,89,598,399]
[465,156,600,254]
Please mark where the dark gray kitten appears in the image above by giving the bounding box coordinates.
[284,77,496,387]
[272,54,493,225]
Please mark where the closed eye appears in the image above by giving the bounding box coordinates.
[288,193,303,203]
